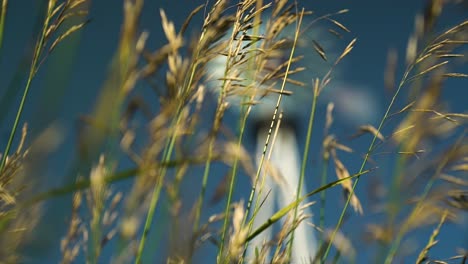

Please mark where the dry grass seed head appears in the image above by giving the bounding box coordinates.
[120,96,194,254]
[43,0,90,61]
[270,212,310,263]
[317,37,357,95]
[61,192,85,264]
[208,4,311,108]
[323,228,356,261]
[324,102,335,134]
[393,75,445,153]
[365,223,394,244]
[331,150,363,215]
[88,155,108,215]
[449,155,468,172]
[445,189,468,210]
[0,124,28,205]
[385,48,398,92]
[398,139,467,204]
[351,125,385,142]
[401,200,455,236]
[227,201,248,260]
[0,124,42,262]
[221,141,255,175]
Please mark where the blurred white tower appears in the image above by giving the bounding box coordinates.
[206,9,337,262]
[253,122,316,262]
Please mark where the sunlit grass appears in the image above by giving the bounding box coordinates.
[0,0,466,263]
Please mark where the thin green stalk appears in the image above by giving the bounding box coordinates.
[381,40,432,260]
[0,0,7,53]
[284,10,308,259]
[192,5,237,234]
[239,10,303,262]
[0,55,31,123]
[135,76,200,261]
[331,251,341,264]
[217,105,249,262]
[134,4,228,257]
[225,4,269,261]
[25,156,217,207]
[240,97,287,264]
[416,209,448,263]
[242,51,271,229]
[321,61,416,262]
[210,12,252,262]
[287,75,318,258]
[23,168,137,207]
[318,153,330,246]
[136,4,214,260]
[378,148,406,262]
[0,3,53,172]
[193,75,227,235]
[192,136,215,233]
[383,136,462,264]
[134,71,210,261]
[135,112,181,264]
[246,10,303,229]
[89,186,106,264]
[245,169,372,243]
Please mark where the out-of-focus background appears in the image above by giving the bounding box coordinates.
[0,0,466,263]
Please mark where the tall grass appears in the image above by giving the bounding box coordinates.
[0,0,466,263]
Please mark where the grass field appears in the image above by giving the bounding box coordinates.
[0,0,467,263]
